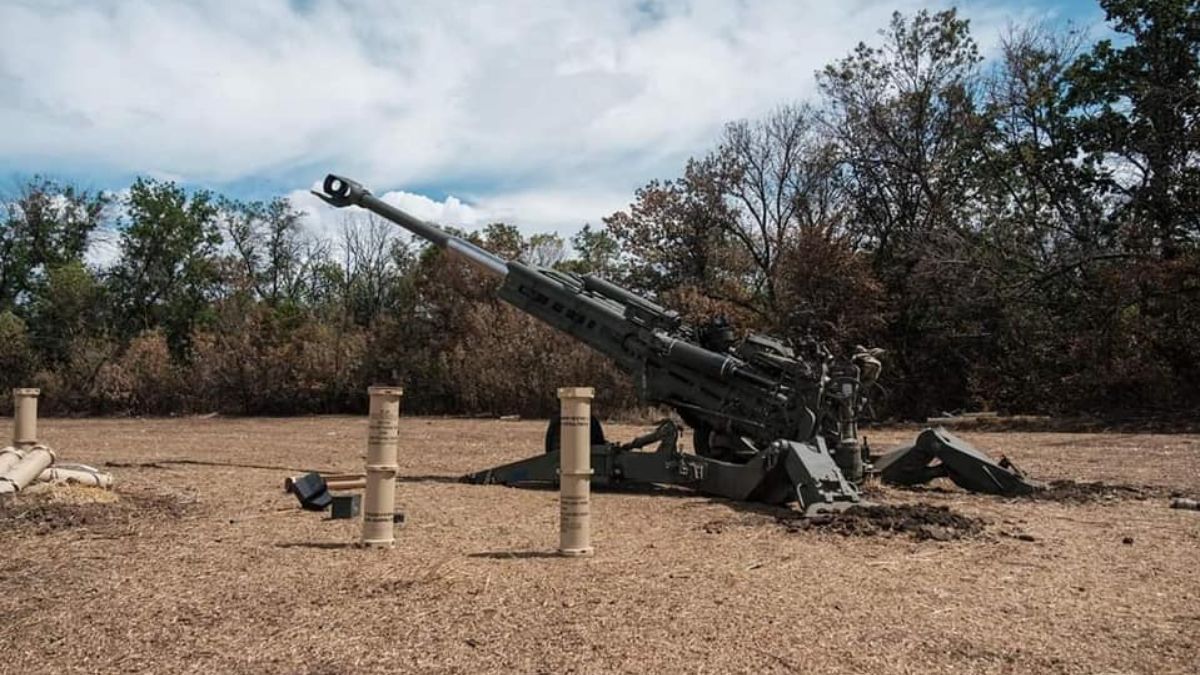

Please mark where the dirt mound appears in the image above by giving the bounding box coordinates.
[0,486,190,535]
[26,483,121,505]
[782,503,984,541]
[1025,480,1153,503]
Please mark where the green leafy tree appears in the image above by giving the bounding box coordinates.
[981,25,1108,270]
[0,311,35,398]
[815,9,993,415]
[1069,0,1200,259]
[1060,0,1200,411]
[335,212,415,327]
[562,224,624,277]
[960,25,1102,408]
[0,177,108,312]
[28,261,106,367]
[603,159,750,314]
[818,9,986,268]
[108,178,222,358]
[522,232,567,267]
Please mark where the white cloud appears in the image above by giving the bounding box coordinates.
[287,185,487,243]
[84,228,122,269]
[287,182,628,249]
[1,0,1070,239]
[470,187,633,234]
[377,191,484,229]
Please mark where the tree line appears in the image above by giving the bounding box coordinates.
[2,0,1197,421]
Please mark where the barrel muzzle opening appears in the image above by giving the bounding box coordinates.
[312,174,369,208]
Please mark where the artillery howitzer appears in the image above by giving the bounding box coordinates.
[315,175,1040,513]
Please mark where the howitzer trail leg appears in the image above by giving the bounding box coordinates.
[612,429,861,512]
[873,428,1042,495]
[773,439,860,514]
[463,421,862,512]
[461,445,615,487]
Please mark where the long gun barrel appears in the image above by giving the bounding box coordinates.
[313,174,508,278]
[315,173,806,440]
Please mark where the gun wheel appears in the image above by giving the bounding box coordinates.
[693,422,758,464]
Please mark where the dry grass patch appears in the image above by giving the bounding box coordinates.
[0,417,1195,674]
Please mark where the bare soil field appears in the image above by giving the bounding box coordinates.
[1,416,1198,674]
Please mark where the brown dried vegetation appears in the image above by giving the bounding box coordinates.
[1,417,1197,674]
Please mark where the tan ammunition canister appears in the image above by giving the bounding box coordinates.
[13,388,39,449]
[0,445,55,494]
[0,447,26,476]
[557,387,595,557]
[325,478,366,491]
[37,466,114,489]
[362,386,403,548]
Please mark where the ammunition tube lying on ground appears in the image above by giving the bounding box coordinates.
[0,447,26,476]
[283,472,365,493]
[0,445,55,495]
[37,464,114,489]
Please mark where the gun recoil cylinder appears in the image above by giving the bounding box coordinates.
[660,338,777,390]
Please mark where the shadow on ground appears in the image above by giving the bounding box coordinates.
[468,550,565,560]
[275,541,360,550]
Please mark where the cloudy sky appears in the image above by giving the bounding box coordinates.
[1,0,1103,240]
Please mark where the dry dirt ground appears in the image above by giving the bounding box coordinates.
[1,417,1197,674]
